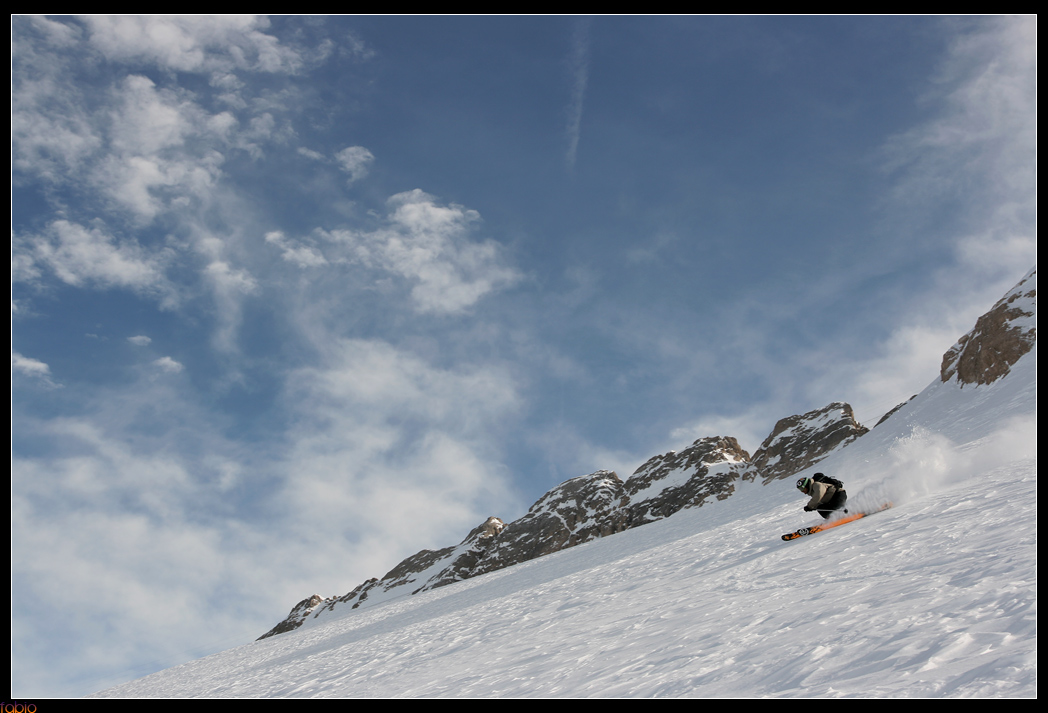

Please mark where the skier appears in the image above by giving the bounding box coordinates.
[796,472,848,519]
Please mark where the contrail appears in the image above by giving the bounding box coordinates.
[565,17,591,172]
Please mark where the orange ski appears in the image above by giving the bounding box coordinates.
[781,503,892,541]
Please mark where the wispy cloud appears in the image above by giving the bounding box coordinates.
[202,260,260,354]
[265,230,329,268]
[12,350,60,388]
[880,17,1035,242]
[11,336,521,693]
[565,17,591,171]
[153,356,185,374]
[801,16,1037,427]
[11,405,268,695]
[79,15,305,75]
[278,337,521,561]
[319,189,521,314]
[14,220,175,303]
[334,145,375,184]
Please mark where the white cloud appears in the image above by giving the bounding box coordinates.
[12,351,58,387]
[881,17,1035,236]
[324,190,521,314]
[801,320,967,430]
[153,357,184,374]
[109,75,197,155]
[279,337,521,565]
[12,336,522,694]
[297,147,326,161]
[10,409,270,696]
[204,260,259,295]
[953,228,1036,281]
[340,30,375,62]
[95,75,231,222]
[334,145,375,184]
[22,15,82,47]
[13,20,299,228]
[850,16,1037,423]
[16,220,173,298]
[128,335,152,346]
[80,15,304,75]
[11,241,43,285]
[13,56,231,224]
[669,413,771,460]
[12,21,102,183]
[264,231,328,268]
[202,260,260,354]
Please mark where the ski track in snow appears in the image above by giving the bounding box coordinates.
[93,346,1036,698]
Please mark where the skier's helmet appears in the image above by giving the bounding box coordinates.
[796,477,811,493]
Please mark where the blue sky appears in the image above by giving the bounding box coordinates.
[11,16,1035,696]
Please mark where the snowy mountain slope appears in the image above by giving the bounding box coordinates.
[92,289,1036,697]
[92,270,1031,696]
[258,403,866,637]
[91,455,1036,697]
[258,267,1034,639]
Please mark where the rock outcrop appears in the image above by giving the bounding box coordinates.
[457,470,624,582]
[751,402,869,484]
[874,395,917,428]
[618,436,754,528]
[258,594,325,639]
[941,268,1036,386]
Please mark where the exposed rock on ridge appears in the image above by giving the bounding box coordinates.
[258,517,508,639]
[751,402,868,484]
[941,268,1036,386]
[463,470,625,581]
[259,415,852,639]
[617,436,755,528]
[259,594,325,639]
[874,395,917,428]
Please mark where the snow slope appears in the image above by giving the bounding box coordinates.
[92,337,1036,697]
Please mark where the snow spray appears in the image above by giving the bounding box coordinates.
[851,413,1036,511]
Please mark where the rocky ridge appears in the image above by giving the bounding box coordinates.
[750,402,869,484]
[258,413,863,639]
[940,268,1036,386]
[259,266,1036,640]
